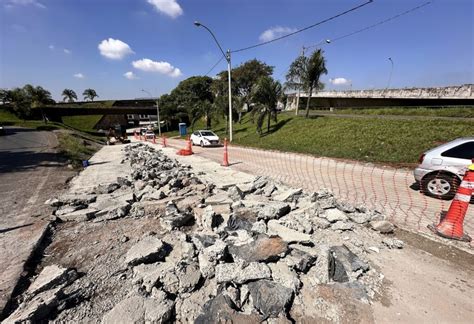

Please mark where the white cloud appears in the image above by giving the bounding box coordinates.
[329,77,351,86]
[7,0,46,9]
[259,26,297,42]
[48,44,55,50]
[147,0,183,18]
[124,71,139,80]
[132,58,182,77]
[73,73,85,79]
[63,48,71,54]
[98,38,134,60]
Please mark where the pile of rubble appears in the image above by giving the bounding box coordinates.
[5,143,403,323]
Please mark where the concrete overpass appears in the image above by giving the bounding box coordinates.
[286,84,474,109]
[34,99,158,122]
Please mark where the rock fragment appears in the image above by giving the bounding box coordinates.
[370,220,395,233]
[124,236,166,266]
[267,220,311,243]
[248,279,293,318]
[215,262,271,284]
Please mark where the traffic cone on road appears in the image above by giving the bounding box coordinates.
[187,136,193,154]
[162,135,167,147]
[222,138,229,167]
[152,135,156,144]
[428,160,474,242]
[134,131,138,139]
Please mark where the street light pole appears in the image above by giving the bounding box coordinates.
[194,21,233,142]
[226,50,233,142]
[385,57,394,96]
[141,89,161,136]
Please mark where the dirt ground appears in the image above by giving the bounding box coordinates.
[372,229,474,323]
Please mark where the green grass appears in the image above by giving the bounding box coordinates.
[45,100,116,108]
[0,108,62,130]
[185,112,473,165]
[62,115,103,132]
[57,131,100,167]
[312,106,474,118]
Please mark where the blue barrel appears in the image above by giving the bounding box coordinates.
[82,160,89,167]
[179,123,187,136]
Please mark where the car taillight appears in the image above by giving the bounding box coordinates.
[418,153,425,164]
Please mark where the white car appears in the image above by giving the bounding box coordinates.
[145,130,155,140]
[414,137,474,200]
[190,130,220,147]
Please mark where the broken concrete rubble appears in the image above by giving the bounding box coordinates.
[20,143,401,323]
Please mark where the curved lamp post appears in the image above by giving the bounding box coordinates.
[385,57,394,95]
[141,89,161,136]
[194,21,233,142]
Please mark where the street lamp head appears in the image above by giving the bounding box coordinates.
[325,39,331,44]
[194,21,201,27]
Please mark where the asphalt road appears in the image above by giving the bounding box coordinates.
[0,127,74,317]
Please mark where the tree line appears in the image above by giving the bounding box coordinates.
[0,86,99,118]
[0,49,327,133]
[158,48,327,135]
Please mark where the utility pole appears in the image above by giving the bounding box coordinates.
[295,46,306,116]
[226,50,233,142]
[141,89,161,136]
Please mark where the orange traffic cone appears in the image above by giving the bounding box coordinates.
[428,160,474,242]
[134,131,138,139]
[187,137,193,154]
[162,135,167,147]
[222,138,229,167]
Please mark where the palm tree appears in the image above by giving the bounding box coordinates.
[286,49,327,118]
[250,76,282,135]
[62,89,77,102]
[83,88,98,101]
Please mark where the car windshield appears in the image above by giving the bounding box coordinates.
[200,131,215,137]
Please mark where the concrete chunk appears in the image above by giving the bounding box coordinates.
[124,236,166,266]
[215,262,271,284]
[267,220,312,243]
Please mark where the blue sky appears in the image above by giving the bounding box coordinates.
[0,0,472,101]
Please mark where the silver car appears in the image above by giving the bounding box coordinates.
[414,137,474,200]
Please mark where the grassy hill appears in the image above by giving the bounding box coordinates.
[178,112,473,166]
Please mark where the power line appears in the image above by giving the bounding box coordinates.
[327,1,432,44]
[279,1,432,80]
[205,56,225,76]
[231,0,374,54]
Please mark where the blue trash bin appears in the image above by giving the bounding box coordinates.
[179,123,187,136]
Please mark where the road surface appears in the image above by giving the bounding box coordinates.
[0,127,74,316]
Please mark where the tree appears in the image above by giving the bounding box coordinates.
[83,88,98,101]
[0,89,12,105]
[250,76,282,135]
[0,85,54,119]
[286,49,327,118]
[285,55,306,115]
[62,89,77,102]
[171,76,214,130]
[220,59,274,123]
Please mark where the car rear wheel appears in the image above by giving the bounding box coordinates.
[421,173,460,200]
